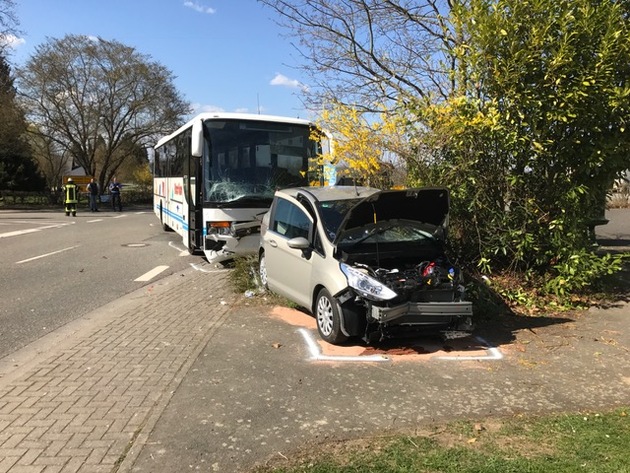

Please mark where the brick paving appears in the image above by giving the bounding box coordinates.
[0,269,233,473]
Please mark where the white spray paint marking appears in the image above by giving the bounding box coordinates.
[435,336,503,361]
[299,329,390,362]
[299,330,503,363]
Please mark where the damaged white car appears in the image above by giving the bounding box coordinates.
[259,186,473,344]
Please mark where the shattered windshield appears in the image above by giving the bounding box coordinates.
[203,119,318,205]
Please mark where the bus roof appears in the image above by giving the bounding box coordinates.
[154,112,316,149]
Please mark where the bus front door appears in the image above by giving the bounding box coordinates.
[184,156,203,254]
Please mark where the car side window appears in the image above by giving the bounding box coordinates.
[271,198,311,239]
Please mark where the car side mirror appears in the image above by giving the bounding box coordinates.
[287,236,310,249]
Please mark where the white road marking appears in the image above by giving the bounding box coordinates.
[113,214,127,219]
[86,219,103,223]
[0,222,71,239]
[16,246,79,264]
[134,265,169,282]
[168,241,189,256]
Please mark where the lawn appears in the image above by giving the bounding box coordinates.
[252,408,629,473]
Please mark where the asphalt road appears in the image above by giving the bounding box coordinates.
[0,206,200,358]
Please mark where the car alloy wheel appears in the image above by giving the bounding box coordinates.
[315,288,347,345]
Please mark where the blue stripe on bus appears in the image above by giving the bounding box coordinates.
[155,204,208,236]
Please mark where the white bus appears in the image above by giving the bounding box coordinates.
[153,112,333,263]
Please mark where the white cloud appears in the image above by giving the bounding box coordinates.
[193,103,225,114]
[0,34,26,49]
[270,73,302,89]
[184,1,216,14]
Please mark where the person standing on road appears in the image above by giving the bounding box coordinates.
[109,177,123,212]
[63,178,78,217]
[86,178,99,212]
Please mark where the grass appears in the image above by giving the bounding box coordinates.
[252,409,630,472]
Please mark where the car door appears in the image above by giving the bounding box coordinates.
[262,196,314,308]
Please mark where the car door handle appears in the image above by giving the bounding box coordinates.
[268,239,278,248]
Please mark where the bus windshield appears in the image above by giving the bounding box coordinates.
[203,119,318,205]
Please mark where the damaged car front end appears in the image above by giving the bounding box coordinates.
[260,186,473,345]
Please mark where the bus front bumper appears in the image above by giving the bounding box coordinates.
[204,221,261,263]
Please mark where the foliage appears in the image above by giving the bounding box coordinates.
[403,0,630,299]
[132,162,153,195]
[0,53,45,191]
[315,103,405,188]
[263,0,630,304]
[228,255,264,294]
[17,34,191,194]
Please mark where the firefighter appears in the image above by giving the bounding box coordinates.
[63,177,79,217]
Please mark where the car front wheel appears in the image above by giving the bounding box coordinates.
[315,288,347,345]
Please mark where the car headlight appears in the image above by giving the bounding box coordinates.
[340,263,397,301]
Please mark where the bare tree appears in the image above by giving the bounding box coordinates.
[27,125,70,193]
[17,34,191,190]
[259,0,461,111]
[0,0,21,58]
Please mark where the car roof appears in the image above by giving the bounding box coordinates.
[276,185,380,202]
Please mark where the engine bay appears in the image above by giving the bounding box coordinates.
[353,258,464,303]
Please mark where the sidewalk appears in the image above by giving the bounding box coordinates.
[0,268,233,473]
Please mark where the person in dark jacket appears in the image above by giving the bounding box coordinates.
[109,177,123,212]
[86,178,99,212]
[63,178,78,217]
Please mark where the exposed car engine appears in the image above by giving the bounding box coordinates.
[353,258,465,303]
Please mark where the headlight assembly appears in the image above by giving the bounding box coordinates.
[340,263,397,301]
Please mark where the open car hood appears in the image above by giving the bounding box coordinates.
[334,187,450,244]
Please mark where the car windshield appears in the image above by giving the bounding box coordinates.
[317,198,364,241]
[338,219,437,248]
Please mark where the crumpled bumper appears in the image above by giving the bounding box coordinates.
[204,221,261,263]
[369,301,473,326]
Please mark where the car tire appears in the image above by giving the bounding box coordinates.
[259,252,268,289]
[315,288,348,345]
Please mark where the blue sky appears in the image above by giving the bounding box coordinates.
[6,0,312,120]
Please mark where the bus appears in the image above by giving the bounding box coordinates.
[153,112,333,263]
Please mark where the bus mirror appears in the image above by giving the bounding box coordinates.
[191,119,203,158]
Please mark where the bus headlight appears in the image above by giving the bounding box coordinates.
[207,221,234,236]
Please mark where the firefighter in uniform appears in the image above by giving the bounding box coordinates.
[63,177,79,216]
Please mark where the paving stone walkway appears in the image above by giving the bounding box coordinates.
[0,269,233,473]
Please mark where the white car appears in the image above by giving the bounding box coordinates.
[259,186,473,344]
